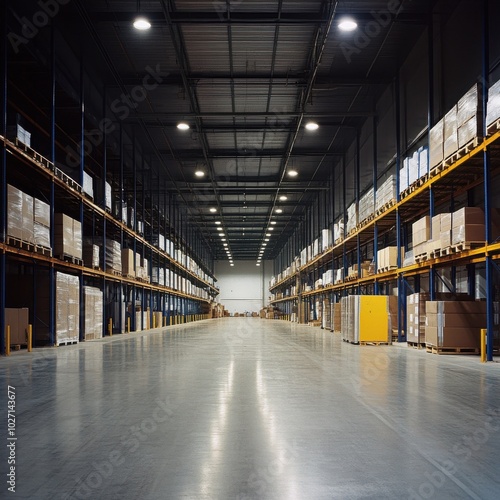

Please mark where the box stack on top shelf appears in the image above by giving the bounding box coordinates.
[54,213,82,262]
[358,188,374,225]
[346,202,358,235]
[375,175,397,213]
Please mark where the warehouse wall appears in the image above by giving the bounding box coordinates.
[215,260,273,314]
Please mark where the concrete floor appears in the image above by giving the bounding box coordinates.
[1,318,500,500]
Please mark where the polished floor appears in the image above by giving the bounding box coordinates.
[1,318,500,500]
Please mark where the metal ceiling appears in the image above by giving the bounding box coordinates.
[45,0,441,261]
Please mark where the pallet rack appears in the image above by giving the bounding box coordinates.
[0,17,219,353]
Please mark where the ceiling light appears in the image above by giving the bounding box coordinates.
[271,221,277,225]
[219,233,225,237]
[133,17,151,30]
[279,195,288,201]
[217,227,222,231]
[275,209,283,214]
[223,243,228,246]
[256,264,261,267]
[215,221,221,225]
[269,227,274,231]
[266,233,271,237]
[209,207,217,213]
[194,170,205,178]
[262,243,267,246]
[265,238,269,242]
[338,18,357,32]
[177,122,190,131]
[305,121,319,131]
[287,170,298,177]
[230,263,234,267]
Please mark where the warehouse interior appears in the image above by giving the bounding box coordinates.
[2,0,500,498]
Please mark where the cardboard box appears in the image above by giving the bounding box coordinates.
[83,287,103,341]
[429,118,444,168]
[5,308,29,345]
[412,216,431,246]
[121,249,136,277]
[54,213,74,257]
[452,224,485,245]
[443,105,459,160]
[453,207,484,227]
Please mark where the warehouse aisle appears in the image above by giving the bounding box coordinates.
[2,318,500,500]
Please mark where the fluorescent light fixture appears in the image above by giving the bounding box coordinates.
[133,17,151,30]
[195,170,205,177]
[217,227,222,231]
[177,122,190,131]
[221,238,226,241]
[279,195,288,201]
[215,221,221,225]
[266,233,271,237]
[271,221,277,225]
[275,208,283,214]
[305,121,319,131]
[287,170,298,177]
[223,243,228,246]
[262,243,267,246]
[265,238,269,242]
[209,207,217,213]
[338,18,357,32]
[219,233,225,237]
[269,227,274,231]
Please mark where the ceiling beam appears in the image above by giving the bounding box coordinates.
[90,11,427,25]
[132,111,374,119]
[157,149,344,159]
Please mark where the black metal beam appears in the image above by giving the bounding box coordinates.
[132,111,375,119]
[157,149,344,159]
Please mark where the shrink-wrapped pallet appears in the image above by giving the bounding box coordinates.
[83,286,103,341]
[56,272,80,345]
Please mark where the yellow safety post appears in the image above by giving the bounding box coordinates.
[27,324,32,352]
[127,317,131,334]
[481,329,487,363]
[108,318,113,337]
[6,325,10,356]
[153,314,156,329]
[169,316,173,326]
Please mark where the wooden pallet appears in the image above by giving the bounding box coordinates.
[357,214,374,229]
[378,265,397,274]
[6,237,53,257]
[487,118,500,136]
[414,253,428,263]
[426,345,479,355]
[54,167,83,193]
[14,138,53,171]
[57,254,84,266]
[451,241,484,253]
[375,199,396,217]
[57,340,79,347]
[122,273,136,280]
[407,341,425,349]
[355,341,390,346]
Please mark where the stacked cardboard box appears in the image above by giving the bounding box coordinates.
[487,78,500,129]
[429,118,445,170]
[419,147,429,178]
[332,303,341,332]
[321,228,332,251]
[7,185,34,243]
[334,218,344,243]
[425,300,488,349]
[412,216,431,256]
[346,202,358,234]
[55,272,80,344]
[406,293,429,344]
[399,160,409,195]
[83,286,103,341]
[152,311,163,329]
[152,234,165,251]
[7,123,31,146]
[408,151,419,186]
[34,198,50,248]
[323,269,334,286]
[358,188,374,224]
[341,295,390,344]
[83,239,100,268]
[4,308,29,345]
[349,261,372,278]
[121,249,136,277]
[443,105,459,160]
[376,175,397,212]
[451,207,485,246]
[54,213,82,260]
[458,83,482,148]
[334,268,343,284]
[103,239,121,273]
[322,300,331,330]
[83,171,94,198]
[152,267,165,286]
[377,246,402,272]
